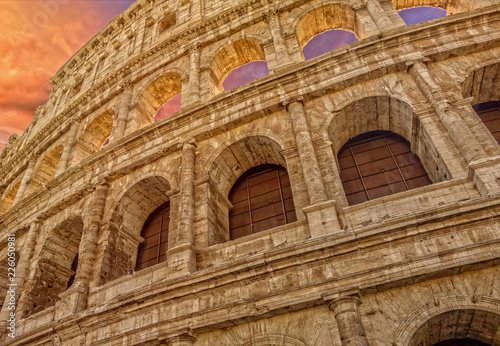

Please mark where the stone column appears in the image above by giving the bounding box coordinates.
[55,121,80,176]
[12,159,36,205]
[71,182,109,311]
[159,329,197,346]
[0,220,42,334]
[177,141,196,245]
[111,80,134,140]
[409,60,486,164]
[362,0,393,31]
[167,140,198,275]
[328,295,369,346]
[264,9,292,66]
[286,98,327,205]
[188,44,201,105]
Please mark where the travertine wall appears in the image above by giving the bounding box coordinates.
[0,0,499,345]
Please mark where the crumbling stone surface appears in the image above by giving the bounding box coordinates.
[0,0,499,345]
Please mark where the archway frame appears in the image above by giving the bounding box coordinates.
[394,295,500,345]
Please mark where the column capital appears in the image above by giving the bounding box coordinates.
[283,96,304,111]
[322,288,362,311]
[188,42,201,55]
[177,138,197,150]
[159,328,197,345]
[262,8,279,22]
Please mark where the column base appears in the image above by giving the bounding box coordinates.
[303,200,342,238]
[54,285,87,320]
[167,242,198,277]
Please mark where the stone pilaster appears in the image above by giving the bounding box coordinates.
[187,44,201,105]
[362,0,393,31]
[167,140,198,275]
[285,98,327,205]
[264,9,292,67]
[324,291,369,346]
[12,159,36,206]
[409,60,486,164]
[55,121,80,176]
[0,220,42,334]
[57,182,109,316]
[111,80,134,141]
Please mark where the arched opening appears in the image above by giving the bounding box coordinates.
[392,0,474,18]
[207,136,302,244]
[295,4,360,60]
[20,216,83,317]
[135,201,170,271]
[155,93,181,121]
[409,309,500,345]
[472,101,500,145]
[209,38,268,94]
[228,164,297,240]
[338,131,431,205]
[398,6,446,25]
[303,29,358,60]
[222,61,269,90]
[137,73,182,123]
[328,97,450,205]
[66,253,78,289]
[25,145,63,196]
[72,110,114,165]
[0,180,21,214]
[102,176,171,281]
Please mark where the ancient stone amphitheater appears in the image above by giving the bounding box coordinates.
[1,0,500,344]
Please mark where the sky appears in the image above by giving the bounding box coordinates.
[0,2,441,152]
[0,0,135,152]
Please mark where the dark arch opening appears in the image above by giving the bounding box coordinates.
[66,253,78,289]
[135,201,170,271]
[473,101,500,145]
[338,130,431,205]
[228,164,297,240]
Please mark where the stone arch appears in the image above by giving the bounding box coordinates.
[461,62,500,106]
[295,3,362,59]
[135,72,183,122]
[25,145,64,196]
[394,296,500,346]
[110,175,172,235]
[391,0,473,14]
[20,215,83,317]
[206,135,302,243]
[72,109,114,165]
[0,180,21,214]
[209,38,268,95]
[409,310,500,345]
[239,335,307,346]
[208,136,287,196]
[101,175,173,278]
[327,96,451,185]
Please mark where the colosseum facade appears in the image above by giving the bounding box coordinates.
[0,0,500,345]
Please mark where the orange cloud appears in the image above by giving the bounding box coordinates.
[0,0,134,152]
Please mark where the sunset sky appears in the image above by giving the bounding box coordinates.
[0,0,135,152]
[0,2,441,152]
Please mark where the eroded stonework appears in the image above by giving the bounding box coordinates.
[0,0,500,345]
